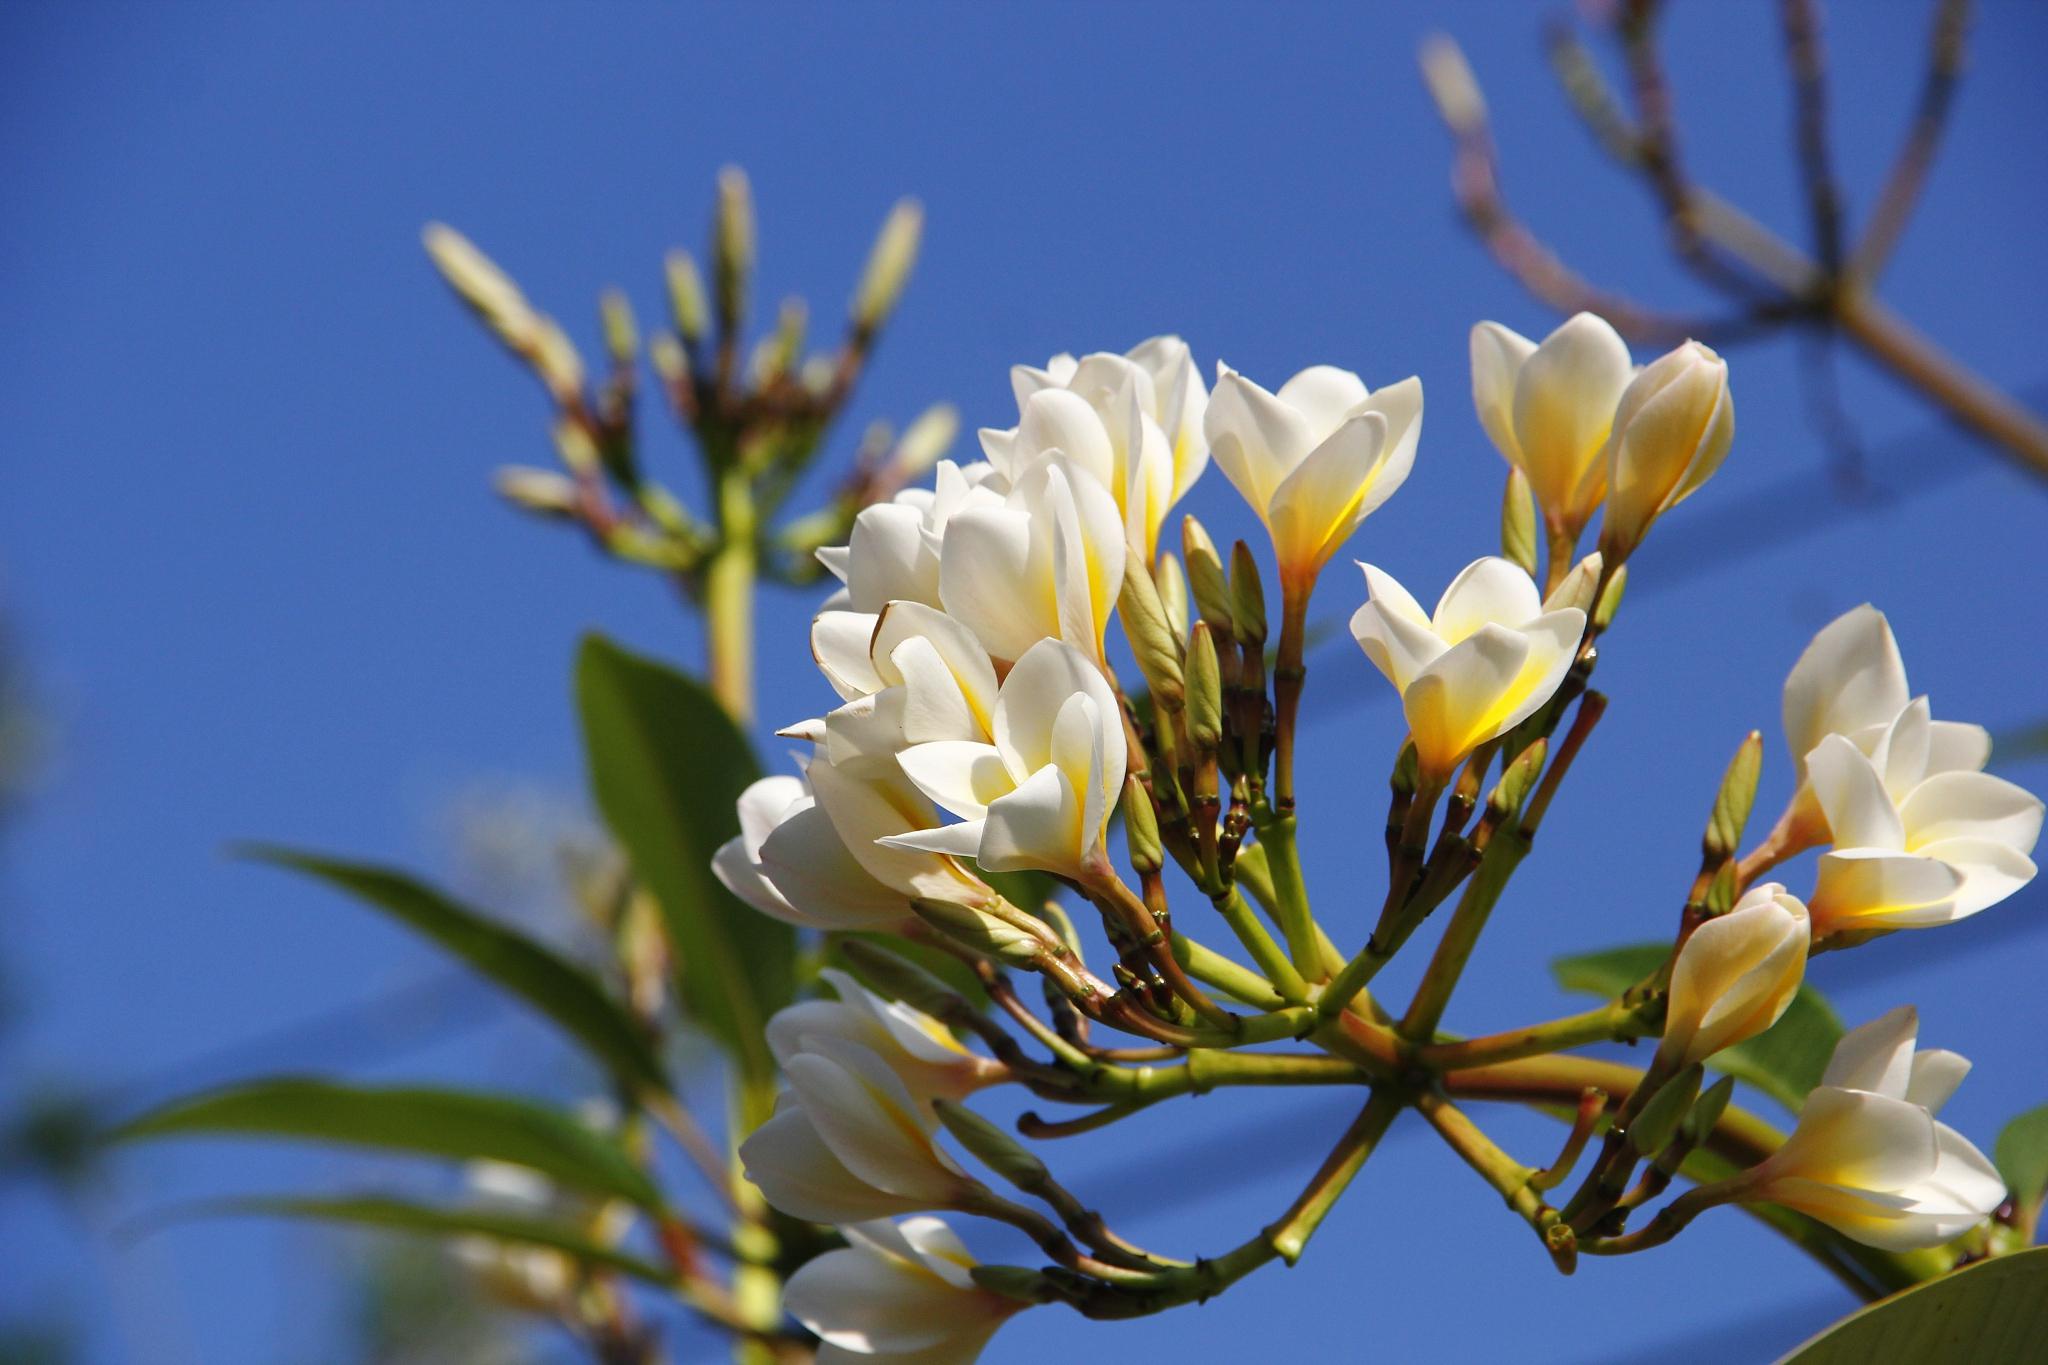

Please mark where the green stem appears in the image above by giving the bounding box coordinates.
[1251,809,1325,981]
[1416,1000,1655,1070]
[1208,886,1310,1002]
[1175,931,1289,1011]
[1399,829,1527,1040]
[1414,1090,1573,1268]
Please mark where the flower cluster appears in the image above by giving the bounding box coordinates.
[713,317,2038,1358]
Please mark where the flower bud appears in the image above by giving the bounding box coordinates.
[853,197,923,333]
[1154,551,1191,643]
[1592,563,1626,631]
[599,289,637,366]
[1501,467,1538,576]
[422,223,533,340]
[890,403,959,485]
[1683,1074,1736,1148]
[1487,737,1547,820]
[1657,882,1809,1070]
[494,466,580,518]
[1186,622,1224,753]
[1118,563,1185,712]
[1542,552,1603,617]
[911,897,1052,968]
[1704,731,1763,861]
[1122,776,1164,875]
[1629,1066,1702,1158]
[835,938,971,1023]
[648,332,688,390]
[1229,540,1267,648]
[1181,516,1234,633]
[1597,340,1733,560]
[932,1099,1049,1188]
[712,165,755,331]
[664,249,709,343]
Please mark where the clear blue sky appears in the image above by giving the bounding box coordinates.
[4,2,2047,1361]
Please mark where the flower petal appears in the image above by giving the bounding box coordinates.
[1275,364,1370,441]
[1782,605,1909,778]
[1431,556,1543,643]
[1806,734,1906,850]
[1470,321,1536,466]
[1821,1005,1919,1098]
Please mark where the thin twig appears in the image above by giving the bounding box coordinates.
[1853,0,1973,279]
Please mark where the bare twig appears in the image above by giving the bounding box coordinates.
[1780,0,1846,277]
[1853,0,1973,279]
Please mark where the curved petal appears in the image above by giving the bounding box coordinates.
[1267,409,1388,575]
[1904,1049,1971,1115]
[873,602,1000,735]
[1355,376,1423,522]
[938,507,1048,665]
[1014,387,1116,490]
[1402,623,1533,778]
[781,1037,962,1203]
[1782,605,1909,777]
[739,1105,928,1226]
[1924,720,1993,776]
[847,503,939,613]
[1900,770,2044,854]
[1912,835,2037,919]
[1776,1086,1938,1190]
[1276,364,1370,441]
[1810,849,1962,932]
[1806,734,1906,851]
[1349,564,1446,692]
[1510,312,1632,514]
[1470,321,1536,466]
[813,610,886,701]
[783,1246,961,1355]
[1205,365,1313,512]
[977,764,1084,875]
[1431,556,1543,642]
[758,802,911,930]
[994,638,1117,778]
[1821,1005,1919,1097]
[895,740,1011,821]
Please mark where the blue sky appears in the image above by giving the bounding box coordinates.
[4,2,2047,1361]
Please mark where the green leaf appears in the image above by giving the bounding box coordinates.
[1779,1247,2048,1364]
[1551,942,1844,1111]
[574,634,793,1093]
[1994,1104,2048,1214]
[239,846,668,1098]
[113,1080,662,1210]
[168,1195,678,1287]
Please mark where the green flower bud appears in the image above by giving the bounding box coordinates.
[1486,738,1547,820]
[1593,563,1627,631]
[1629,1066,1703,1159]
[494,466,579,519]
[910,897,1049,968]
[1501,466,1538,576]
[852,197,923,333]
[1181,515,1234,632]
[1122,777,1164,875]
[712,165,755,332]
[933,1099,1049,1188]
[1229,540,1267,648]
[1117,564,1185,712]
[599,289,638,366]
[1704,731,1763,861]
[664,250,709,344]
[1682,1074,1736,1148]
[835,938,970,1021]
[1186,622,1224,753]
[1153,551,1191,643]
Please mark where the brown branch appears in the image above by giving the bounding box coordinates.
[1852,0,1973,279]
[1780,0,1846,278]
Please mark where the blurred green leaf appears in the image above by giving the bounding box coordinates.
[1552,942,1844,1111]
[114,1079,661,1210]
[239,847,669,1099]
[1995,1104,2048,1214]
[1779,1247,2048,1363]
[179,1195,676,1287]
[575,635,792,1093]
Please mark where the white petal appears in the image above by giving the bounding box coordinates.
[1402,622,1533,777]
[813,610,887,701]
[848,503,939,613]
[938,507,1047,665]
[1509,312,1632,513]
[1911,835,2037,919]
[1015,387,1116,490]
[1349,565,1447,693]
[994,637,1117,778]
[1266,410,1388,574]
[1924,720,1993,776]
[876,819,988,861]
[1904,1049,1971,1115]
[1806,734,1906,851]
[1205,365,1314,512]
[1470,321,1536,465]
[1775,1086,1938,1190]
[1354,375,1422,521]
[783,1246,960,1354]
[978,765,1085,874]
[1810,849,1963,932]
[1782,605,1909,778]
[895,741,1012,821]
[739,1105,927,1226]
[781,1038,961,1202]
[1900,770,2044,854]
[1275,363,1370,441]
[1822,1006,1920,1098]
[1431,556,1543,642]
[758,802,910,930]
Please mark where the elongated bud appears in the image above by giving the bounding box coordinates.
[422,223,532,337]
[933,1100,1049,1188]
[890,403,959,484]
[1154,552,1191,643]
[552,419,602,477]
[1181,516,1234,632]
[1705,731,1763,860]
[835,938,971,1021]
[649,333,688,390]
[1118,565,1185,712]
[757,297,806,382]
[1593,563,1627,631]
[1629,1066,1702,1158]
[1501,467,1538,576]
[1684,1075,1736,1148]
[665,250,709,344]
[1544,552,1604,616]
[1599,340,1733,561]
[1229,541,1267,648]
[494,466,580,518]
[1486,738,1547,819]
[600,290,638,366]
[1419,34,1486,133]
[1122,777,1164,875]
[853,198,923,333]
[1659,882,1808,1069]
[530,319,586,406]
[911,897,1049,967]
[712,166,755,332]
[1390,740,1420,800]
[1186,622,1224,752]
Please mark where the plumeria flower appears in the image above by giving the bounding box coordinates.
[1348,557,1584,784]
[989,336,1210,561]
[811,602,1000,763]
[1204,361,1421,593]
[783,1216,1024,1364]
[767,968,1005,1104]
[1594,340,1733,560]
[938,456,1127,668]
[1655,883,1808,1071]
[744,1033,985,1222]
[740,1092,957,1227]
[813,461,1007,697]
[1471,313,1634,539]
[1737,1007,2004,1251]
[881,638,1127,879]
[1803,706,2040,935]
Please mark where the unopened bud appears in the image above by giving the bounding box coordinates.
[1229,541,1267,648]
[933,1100,1048,1187]
[1593,563,1627,631]
[1390,741,1420,799]
[835,938,969,1022]
[531,319,586,405]
[599,290,638,366]
[664,250,709,343]
[1419,34,1487,133]
[1122,777,1164,875]
[1181,516,1234,632]
[494,466,580,518]
[1705,731,1763,860]
[1544,552,1604,616]
[1501,467,1538,576]
[757,296,806,382]
[1598,340,1733,561]
[853,198,923,333]
[1186,622,1224,753]
[1682,1075,1736,1148]
[891,403,959,483]
[1487,738,1547,819]
[648,333,688,390]
[1118,566,1185,712]
[911,897,1049,967]
[712,165,755,331]
[1154,551,1190,643]
[1629,1066,1703,1159]
[552,419,601,477]
[422,224,532,338]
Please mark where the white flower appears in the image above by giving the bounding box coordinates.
[1741,1007,2004,1251]
[1471,313,1633,537]
[768,968,1004,1103]
[784,1216,1021,1364]
[1804,704,2040,935]
[937,456,1127,668]
[1348,557,1584,783]
[1656,883,1808,1070]
[812,602,1001,766]
[1204,361,1421,589]
[1596,340,1733,558]
[992,337,1210,562]
[881,638,1127,879]
[739,1036,981,1224]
